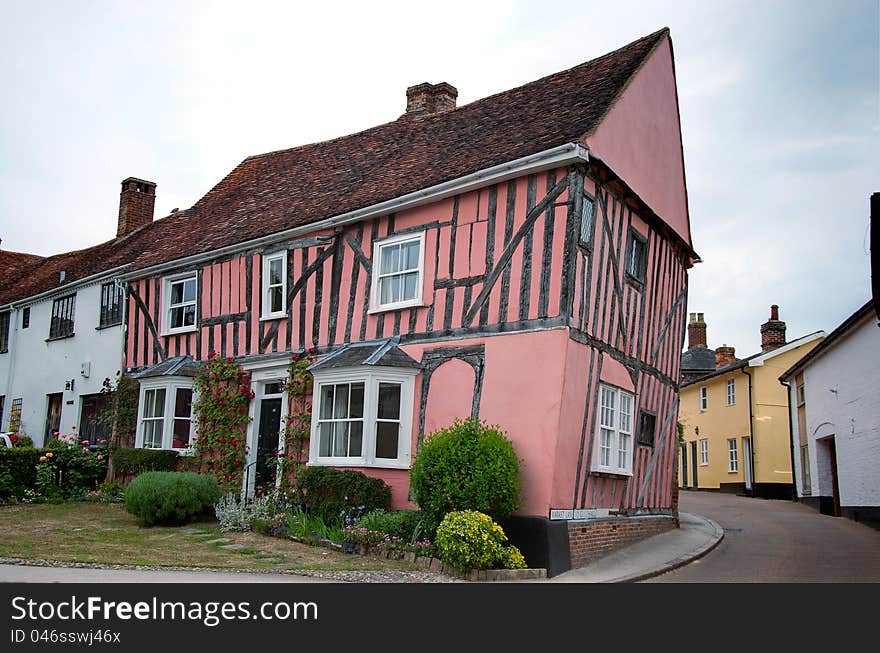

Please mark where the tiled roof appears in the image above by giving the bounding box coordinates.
[131,355,201,379]
[129,28,670,272]
[308,339,421,372]
[3,28,670,303]
[680,346,716,373]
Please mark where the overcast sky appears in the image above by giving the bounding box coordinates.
[1,0,876,355]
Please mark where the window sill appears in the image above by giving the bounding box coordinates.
[589,469,633,479]
[367,300,424,315]
[95,322,122,331]
[728,470,738,474]
[46,334,75,342]
[259,313,288,323]
[307,459,410,470]
[160,327,197,337]
[699,463,709,467]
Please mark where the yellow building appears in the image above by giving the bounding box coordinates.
[678,306,824,499]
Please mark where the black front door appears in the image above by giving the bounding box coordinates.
[690,440,699,488]
[255,398,282,491]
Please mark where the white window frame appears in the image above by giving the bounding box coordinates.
[796,383,806,406]
[161,273,198,335]
[368,231,426,313]
[134,378,196,453]
[261,252,287,320]
[728,438,738,473]
[591,384,634,476]
[308,366,417,469]
[699,386,708,412]
[699,438,708,465]
[726,378,735,406]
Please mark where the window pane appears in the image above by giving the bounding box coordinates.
[349,383,364,419]
[182,279,196,303]
[172,419,191,448]
[618,434,629,469]
[183,305,196,326]
[319,422,334,456]
[377,383,401,420]
[143,420,163,448]
[376,422,399,459]
[170,307,183,329]
[402,272,419,301]
[402,241,420,269]
[143,389,166,418]
[320,386,334,419]
[171,282,183,305]
[380,243,401,274]
[269,258,283,286]
[333,384,350,419]
[600,428,612,466]
[348,422,363,457]
[379,276,398,304]
[580,197,594,244]
[174,389,192,418]
[270,286,283,313]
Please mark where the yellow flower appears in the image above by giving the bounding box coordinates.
[46,452,54,458]
[39,456,47,462]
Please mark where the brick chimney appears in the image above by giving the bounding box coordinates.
[760,304,786,351]
[715,344,736,368]
[405,82,458,117]
[687,312,707,349]
[117,177,156,238]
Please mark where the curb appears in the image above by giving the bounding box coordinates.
[612,513,724,583]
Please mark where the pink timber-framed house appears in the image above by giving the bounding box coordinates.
[121,28,697,574]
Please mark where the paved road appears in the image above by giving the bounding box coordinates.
[646,490,880,582]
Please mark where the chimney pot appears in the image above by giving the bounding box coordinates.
[760,304,786,351]
[117,177,157,238]
[687,312,707,350]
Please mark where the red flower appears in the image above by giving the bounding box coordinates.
[308,347,319,355]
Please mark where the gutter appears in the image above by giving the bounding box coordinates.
[0,263,131,311]
[118,143,591,281]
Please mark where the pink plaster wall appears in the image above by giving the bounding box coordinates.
[599,356,635,393]
[585,37,691,246]
[423,358,475,435]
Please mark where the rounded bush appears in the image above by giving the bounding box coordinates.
[435,510,526,571]
[409,418,521,524]
[124,471,221,526]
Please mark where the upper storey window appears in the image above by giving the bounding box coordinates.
[625,229,648,287]
[49,295,76,340]
[579,194,595,248]
[262,252,287,319]
[370,232,425,312]
[163,274,197,335]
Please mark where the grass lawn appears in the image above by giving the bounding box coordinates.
[0,502,419,572]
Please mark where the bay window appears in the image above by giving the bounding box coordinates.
[135,380,195,451]
[309,367,415,468]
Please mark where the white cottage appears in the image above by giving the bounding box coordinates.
[780,300,880,528]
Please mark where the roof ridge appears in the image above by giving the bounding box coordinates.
[239,27,669,165]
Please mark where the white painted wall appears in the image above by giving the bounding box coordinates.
[0,280,125,446]
[788,312,880,507]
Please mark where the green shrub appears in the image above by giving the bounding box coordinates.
[409,418,521,524]
[35,447,107,499]
[13,435,33,448]
[357,509,439,542]
[124,471,221,526]
[112,448,180,477]
[0,448,40,499]
[296,467,391,523]
[435,510,526,571]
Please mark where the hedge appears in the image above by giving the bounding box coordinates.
[0,448,41,499]
[111,448,180,477]
[297,467,392,523]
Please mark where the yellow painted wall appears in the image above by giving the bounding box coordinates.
[679,371,749,489]
[678,337,823,491]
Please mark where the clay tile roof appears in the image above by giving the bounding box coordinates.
[130,28,670,272]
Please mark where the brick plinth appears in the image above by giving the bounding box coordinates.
[567,516,675,569]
